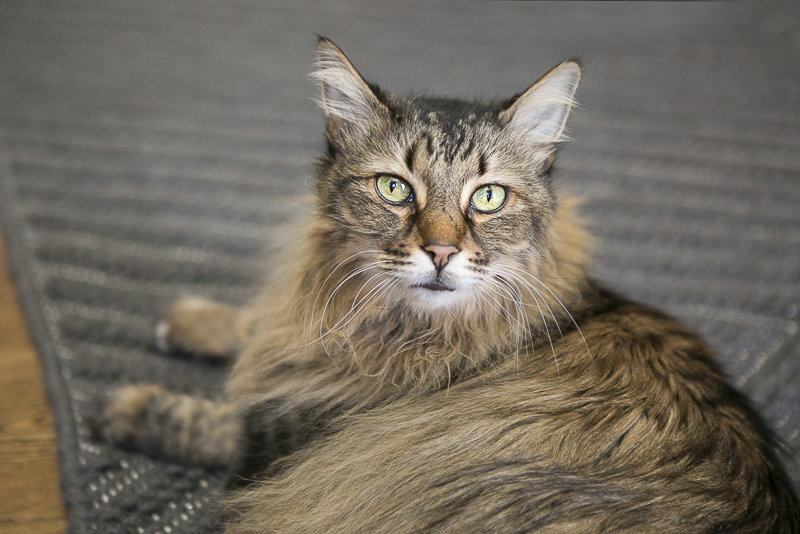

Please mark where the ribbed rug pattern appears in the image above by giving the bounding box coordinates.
[1,1,799,533]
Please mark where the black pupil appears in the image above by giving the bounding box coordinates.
[389,180,397,193]
[485,188,493,202]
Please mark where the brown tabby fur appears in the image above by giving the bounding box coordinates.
[96,39,800,533]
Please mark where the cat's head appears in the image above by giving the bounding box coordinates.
[311,38,581,314]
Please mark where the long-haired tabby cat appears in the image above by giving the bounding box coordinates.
[96,38,800,533]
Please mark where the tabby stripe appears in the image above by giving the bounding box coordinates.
[404,142,415,172]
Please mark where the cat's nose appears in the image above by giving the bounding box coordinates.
[424,244,460,271]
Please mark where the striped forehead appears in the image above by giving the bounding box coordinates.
[405,116,491,179]
[415,109,490,158]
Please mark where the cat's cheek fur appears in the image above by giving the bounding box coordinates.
[330,177,418,242]
[470,215,541,263]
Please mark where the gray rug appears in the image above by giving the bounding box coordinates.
[1,1,799,532]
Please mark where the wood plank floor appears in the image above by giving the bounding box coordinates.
[0,225,66,534]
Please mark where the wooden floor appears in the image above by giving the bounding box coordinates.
[0,225,66,533]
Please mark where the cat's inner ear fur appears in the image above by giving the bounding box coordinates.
[501,61,581,144]
[313,38,390,143]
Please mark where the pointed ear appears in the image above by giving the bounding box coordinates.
[500,61,581,144]
[312,38,389,142]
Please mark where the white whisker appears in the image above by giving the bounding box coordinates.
[318,261,386,339]
[319,273,394,358]
[494,266,563,337]
[309,249,383,335]
[499,263,592,361]
[336,276,395,335]
[485,278,528,372]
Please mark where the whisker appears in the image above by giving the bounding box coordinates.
[478,288,516,348]
[336,276,395,336]
[318,262,385,331]
[497,283,524,373]
[500,279,536,369]
[494,273,558,374]
[300,260,389,352]
[309,250,383,335]
[494,275,537,366]
[485,278,529,372]
[499,264,592,361]
[494,266,563,337]
[319,273,395,358]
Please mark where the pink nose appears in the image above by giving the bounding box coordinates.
[424,244,460,271]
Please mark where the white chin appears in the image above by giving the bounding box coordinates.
[408,286,466,310]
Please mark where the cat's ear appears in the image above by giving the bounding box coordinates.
[501,61,581,144]
[313,38,389,143]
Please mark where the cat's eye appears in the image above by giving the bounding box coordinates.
[375,175,413,204]
[470,184,507,213]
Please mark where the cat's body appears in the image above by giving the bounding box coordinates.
[97,39,800,533]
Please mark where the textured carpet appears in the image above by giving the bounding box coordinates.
[1,1,799,532]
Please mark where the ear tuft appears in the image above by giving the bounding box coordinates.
[502,61,582,144]
[312,38,387,140]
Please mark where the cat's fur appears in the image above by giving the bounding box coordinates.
[97,39,800,533]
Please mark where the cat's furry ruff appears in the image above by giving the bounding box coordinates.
[97,39,800,533]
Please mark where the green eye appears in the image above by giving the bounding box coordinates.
[376,175,413,204]
[470,184,506,213]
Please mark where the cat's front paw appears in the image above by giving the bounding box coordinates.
[91,384,171,454]
[155,297,243,359]
[91,384,243,468]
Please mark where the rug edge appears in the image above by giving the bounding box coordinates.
[0,147,87,534]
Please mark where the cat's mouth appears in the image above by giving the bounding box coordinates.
[416,279,455,292]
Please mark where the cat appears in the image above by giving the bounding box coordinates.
[96,38,800,533]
